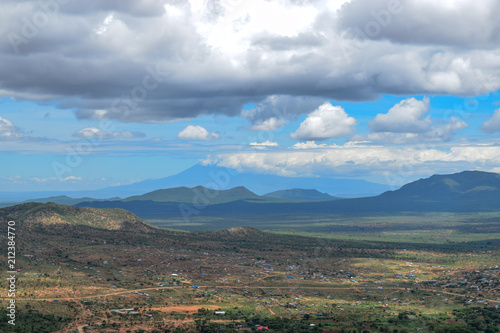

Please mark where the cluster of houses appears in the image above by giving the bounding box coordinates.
[110,308,139,315]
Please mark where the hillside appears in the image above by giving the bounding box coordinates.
[122,185,260,204]
[263,188,336,201]
[381,170,500,200]
[374,170,500,211]
[207,226,268,240]
[0,202,154,232]
[76,171,500,220]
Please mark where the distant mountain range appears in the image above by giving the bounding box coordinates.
[26,195,121,205]
[263,189,336,201]
[115,164,390,198]
[0,195,121,208]
[1,186,335,208]
[0,164,392,202]
[75,170,500,218]
[123,185,260,204]
[3,169,500,219]
[123,186,335,204]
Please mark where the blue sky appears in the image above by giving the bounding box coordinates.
[1,0,500,192]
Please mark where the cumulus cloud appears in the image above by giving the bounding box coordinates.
[177,125,220,140]
[2,1,500,123]
[359,121,467,144]
[242,95,325,131]
[369,97,431,133]
[290,102,356,141]
[205,142,500,182]
[73,127,145,139]
[292,141,328,149]
[360,97,467,143]
[247,118,287,131]
[0,117,23,139]
[480,108,500,133]
[426,117,468,142]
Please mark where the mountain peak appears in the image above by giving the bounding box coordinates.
[122,185,259,204]
[383,170,500,202]
[263,188,336,201]
[54,163,390,199]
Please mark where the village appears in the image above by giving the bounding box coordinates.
[4,229,499,332]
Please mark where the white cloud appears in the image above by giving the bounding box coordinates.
[292,141,329,149]
[31,176,82,183]
[480,108,500,133]
[369,97,431,133]
[242,95,325,131]
[96,14,114,35]
[290,102,356,141]
[3,1,500,124]
[249,141,278,149]
[250,141,278,147]
[177,125,220,140]
[426,117,468,141]
[248,117,287,131]
[358,117,467,144]
[360,97,467,143]
[204,142,500,183]
[0,117,23,139]
[1,176,22,183]
[62,176,83,182]
[73,127,145,139]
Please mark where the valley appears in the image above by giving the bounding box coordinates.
[0,201,499,332]
[1,170,500,332]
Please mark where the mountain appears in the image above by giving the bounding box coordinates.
[263,188,337,201]
[211,170,500,214]
[381,170,500,201]
[76,170,500,219]
[0,195,117,208]
[122,185,260,204]
[24,195,120,205]
[375,170,500,211]
[0,202,153,232]
[105,164,390,198]
[0,164,392,202]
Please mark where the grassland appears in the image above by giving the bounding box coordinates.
[147,211,500,244]
[0,212,499,332]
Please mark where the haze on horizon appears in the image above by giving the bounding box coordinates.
[1,0,500,192]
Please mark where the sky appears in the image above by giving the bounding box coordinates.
[1,0,500,192]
